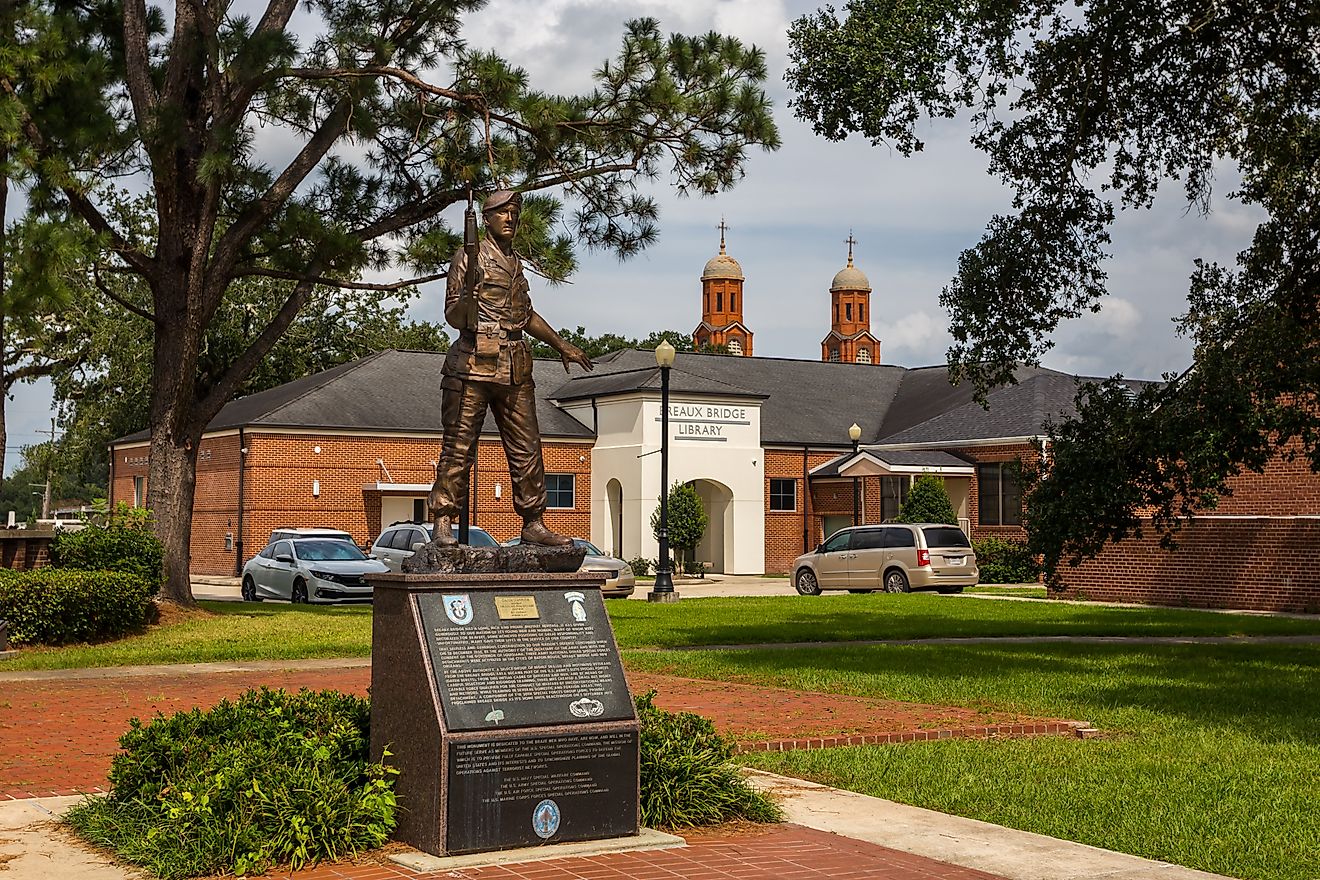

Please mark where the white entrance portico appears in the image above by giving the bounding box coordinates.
[556,377,767,574]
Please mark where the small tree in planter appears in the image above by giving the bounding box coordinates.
[896,474,958,525]
[651,482,709,574]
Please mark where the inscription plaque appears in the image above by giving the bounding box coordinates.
[419,586,633,731]
[447,729,639,853]
[369,572,640,856]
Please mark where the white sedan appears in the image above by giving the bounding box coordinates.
[241,537,388,604]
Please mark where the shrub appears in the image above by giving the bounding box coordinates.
[627,556,652,577]
[682,558,707,578]
[51,502,164,594]
[973,537,1043,584]
[636,691,781,829]
[65,688,396,879]
[651,482,709,567]
[896,473,958,525]
[0,569,154,646]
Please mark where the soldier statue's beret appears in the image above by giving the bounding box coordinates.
[482,190,522,213]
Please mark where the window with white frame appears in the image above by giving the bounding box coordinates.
[727,338,743,355]
[133,475,146,507]
[545,474,575,509]
[856,347,872,364]
[828,348,841,362]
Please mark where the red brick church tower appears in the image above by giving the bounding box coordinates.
[821,234,881,364]
[692,220,753,356]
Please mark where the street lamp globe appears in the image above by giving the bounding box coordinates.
[848,422,862,444]
[655,339,677,368]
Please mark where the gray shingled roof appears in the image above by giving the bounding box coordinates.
[112,347,1143,450]
[877,370,1083,444]
[114,350,595,443]
[551,364,764,402]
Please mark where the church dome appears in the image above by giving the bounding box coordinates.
[832,234,871,291]
[831,262,871,291]
[702,252,744,280]
[702,221,744,280]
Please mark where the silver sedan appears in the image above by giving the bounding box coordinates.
[241,538,388,604]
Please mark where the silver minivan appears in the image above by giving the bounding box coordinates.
[792,523,978,595]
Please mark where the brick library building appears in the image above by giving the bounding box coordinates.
[110,236,1320,612]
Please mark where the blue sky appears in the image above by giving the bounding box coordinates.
[6,0,1256,474]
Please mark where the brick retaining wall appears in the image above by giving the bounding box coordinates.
[1053,516,1320,613]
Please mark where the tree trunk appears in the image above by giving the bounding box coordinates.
[146,274,206,606]
[148,429,201,605]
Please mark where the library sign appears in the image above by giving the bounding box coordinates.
[660,401,756,445]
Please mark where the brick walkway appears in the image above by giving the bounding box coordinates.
[0,663,1031,880]
[0,664,1077,799]
[262,825,1007,880]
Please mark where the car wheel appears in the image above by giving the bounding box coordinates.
[795,569,822,596]
[937,585,964,594]
[848,589,874,594]
[241,576,261,602]
[292,578,309,604]
[883,569,910,593]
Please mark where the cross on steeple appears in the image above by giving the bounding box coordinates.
[718,218,729,254]
[845,231,857,266]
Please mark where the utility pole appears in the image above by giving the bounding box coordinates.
[37,418,57,520]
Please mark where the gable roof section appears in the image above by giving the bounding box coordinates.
[554,349,907,447]
[811,448,974,478]
[550,363,762,402]
[113,350,595,444]
[878,369,1082,444]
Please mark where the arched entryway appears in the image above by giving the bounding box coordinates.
[691,478,734,573]
[606,479,624,559]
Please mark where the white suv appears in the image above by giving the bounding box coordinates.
[371,522,499,572]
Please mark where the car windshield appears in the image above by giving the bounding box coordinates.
[922,527,970,548]
[574,539,604,556]
[295,540,368,561]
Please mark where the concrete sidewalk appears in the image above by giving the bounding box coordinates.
[0,778,1234,880]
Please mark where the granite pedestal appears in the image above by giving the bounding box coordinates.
[369,572,640,856]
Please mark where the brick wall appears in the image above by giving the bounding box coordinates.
[764,448,843,574]
[0,532,54,569]
[113,431,593,576]
[1053,517,1320,612]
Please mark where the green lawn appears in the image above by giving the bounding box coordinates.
[3,593,1318,670]
[625,641,1320,880]
[2,602,373,670]
[604,593,1320,648]
[965,584,1048,598]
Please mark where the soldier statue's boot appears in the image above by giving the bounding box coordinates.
[431,514,458,546]
[521,517,573,547]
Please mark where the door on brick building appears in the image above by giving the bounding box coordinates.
[692,478,733,574]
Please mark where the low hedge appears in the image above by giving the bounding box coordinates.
[50,505,164,594]
[973,537,1042,584]
[0,569,154,646]
[637,691,781,828]
[65,688,396,879]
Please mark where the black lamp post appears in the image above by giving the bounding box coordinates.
[649,340,679,603]
[849,422,862,526]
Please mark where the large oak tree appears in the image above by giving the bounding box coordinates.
[2,1,778,602]
[788,1,1319,579]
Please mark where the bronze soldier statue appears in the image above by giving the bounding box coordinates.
[428,190,593,547]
